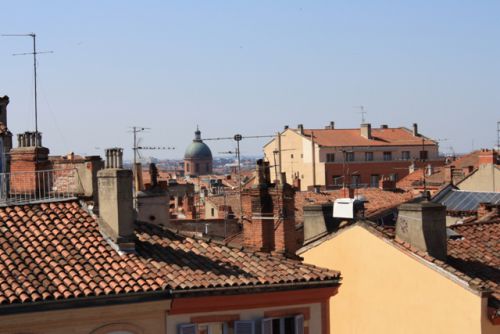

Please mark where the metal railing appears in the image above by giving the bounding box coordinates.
[0,168,80,206]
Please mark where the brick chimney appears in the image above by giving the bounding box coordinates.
[412,123,419,137]
[444,165,454,184]
[242,161,297,255]
[297,124,304,135]
[10,132,50,193]
[396,202,447,261]
[379,177,395,190]
[360,123,372,139]
[477,202,499,220]
[97,148,135,251]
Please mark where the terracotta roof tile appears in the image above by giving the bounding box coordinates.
[302,127,435,147]
[0,201,340,306]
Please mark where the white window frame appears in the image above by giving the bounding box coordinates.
[261,315,304,334]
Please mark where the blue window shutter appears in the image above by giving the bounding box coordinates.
[261,318,273,334]
[234,320,255,334]
[178,323,196,334]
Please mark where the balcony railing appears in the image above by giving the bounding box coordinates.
[0,168,80,207]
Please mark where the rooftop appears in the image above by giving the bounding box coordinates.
[0,201,340,310]
[298,218,500,310]
[300,127,436,147]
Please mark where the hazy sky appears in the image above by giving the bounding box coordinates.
[1,1,499,160]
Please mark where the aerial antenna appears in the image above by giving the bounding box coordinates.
[204,133,274,221]
[2,33,53,145]
[354,105,367,123]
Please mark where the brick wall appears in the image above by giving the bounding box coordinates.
[241,184,297,255]
[9,147,50,193]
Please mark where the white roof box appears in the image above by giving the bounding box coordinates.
[333,198,356,219]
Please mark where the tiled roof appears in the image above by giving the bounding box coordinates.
[301,127,436,147]
[0,201,339,306]
[295,188,414,224]
[447,221,500,304]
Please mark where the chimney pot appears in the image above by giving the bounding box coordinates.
[381,124,388,129]
[360,123,372,139]
[413,123,419,137]
[297,124,304,135]
[284,125,289,130]
[97,149,135,251]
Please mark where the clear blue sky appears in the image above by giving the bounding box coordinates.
[1,1,499,159]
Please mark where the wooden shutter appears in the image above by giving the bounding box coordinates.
[234,320,255,334]
[261,318,273,334]
[178,323,196,334]
[294,314,304,334]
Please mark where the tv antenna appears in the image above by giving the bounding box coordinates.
[130,126,174,164]
[204,133,274,221]
[354,105,367,123]
[2,33,53,145]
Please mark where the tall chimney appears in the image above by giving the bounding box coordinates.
[97,148,135,251]
[396,202,447,261]
[297,124,304,135]
[360,123,372,139]
[242,162,297,255]
[0,96,9,127]
[412,123,419,137]
[325,121,335,130]
[9,132,50,193]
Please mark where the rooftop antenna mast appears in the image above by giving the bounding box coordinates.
[354,105,367,123]
[205,133,274,221]
[2,33,53,145]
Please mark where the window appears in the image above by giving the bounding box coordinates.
[345,152,354,162]
[420,150,428,160]
[351,175,360,188]
[326,153,335,162]
[211,208,215,217]
[401,151,410,160]
[195,163,200,173]
[291,154,294,159]
[332,175,342,186]
[206,163,210,172]
[179,321,255,334]
[370,174,380,187]
[383,151,392,161]
[262,315,304,334]
[365,152,373,161]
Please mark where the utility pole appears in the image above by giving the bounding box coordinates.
[2,33,53,145]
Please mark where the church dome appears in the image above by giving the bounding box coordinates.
[184,128,212,160]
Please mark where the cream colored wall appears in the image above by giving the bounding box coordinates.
[264,130,323,191]
[301,226,489,334]
[167,302,322,333]
[457,165,500,192]
[0,300,170,334]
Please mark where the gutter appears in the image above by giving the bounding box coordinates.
[0,280,341,316]
[0,289,172,316]
[169,279,341,298]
